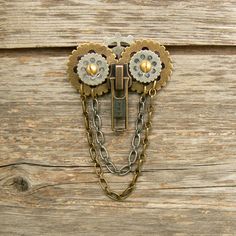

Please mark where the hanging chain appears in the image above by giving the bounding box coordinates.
[91,95,146,175]
[80,85,156,200]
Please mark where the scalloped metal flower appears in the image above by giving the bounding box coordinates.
[77,53,109,86]
[129,50,162,83]
[120,39,173,94]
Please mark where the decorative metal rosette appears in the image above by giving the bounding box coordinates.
[120,40,173,94]
[77,53,109,86]
[104,33,134,58]
[67,43,117,97]
[129,50,162,83]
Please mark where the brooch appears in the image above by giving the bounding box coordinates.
[67,34,173,200]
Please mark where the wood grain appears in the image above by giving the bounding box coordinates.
[0,48,236,235]
[1,0,236,234]
[1,0,236,48]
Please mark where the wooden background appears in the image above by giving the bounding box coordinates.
[0,0,236,235]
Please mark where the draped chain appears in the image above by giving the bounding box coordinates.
[80,88,156,201]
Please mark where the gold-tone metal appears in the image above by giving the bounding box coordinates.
[67,43,117,97]
[110,64,130,131]
[67,37,173,200]
[140,60,152,73]
[67,39,172,96]
[115,65,124,90]
[119,39,173,94]
[86,63,98,76]
[111,76,129,131]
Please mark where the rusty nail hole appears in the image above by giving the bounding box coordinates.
[13,177,29,192]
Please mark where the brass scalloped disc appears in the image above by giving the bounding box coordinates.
[119,40,173,94]
[67,43,117,96]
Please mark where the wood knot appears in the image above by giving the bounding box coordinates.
[13,177,29,192]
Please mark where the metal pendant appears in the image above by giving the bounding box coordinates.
[67,34,173,200]
[67,34,173,132]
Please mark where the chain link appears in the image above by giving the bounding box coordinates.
[80,90,155,201]
[91,95,146,175]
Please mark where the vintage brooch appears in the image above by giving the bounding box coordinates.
[67,34,173,200]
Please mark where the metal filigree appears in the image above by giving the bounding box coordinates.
[120,39,173,93]
[129,50,162,83]
[77,53,109,86]
[104,33,134,58]
[67,43,117,96]
[67,36,173,201]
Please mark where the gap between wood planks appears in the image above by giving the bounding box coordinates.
[0,45,236,55]
[0,161,229,170]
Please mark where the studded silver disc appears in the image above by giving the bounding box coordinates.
[129,50,162,83]
[77,53,109,86]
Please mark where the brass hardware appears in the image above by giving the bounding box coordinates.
[140,60,152,73]
[80,92,154,200]
[67,43,117,97]
[67,35,173,200]
[119,39,173,93]
[115,65,124,90]
[86,63,98,76]
[110,64,129,131]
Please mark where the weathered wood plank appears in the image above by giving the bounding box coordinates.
[1,0,236,234]
[1,164,236,205]
[0,48,235,168]
[1,0,236,48]
[0,205,235,235]
[0,48,236,235]
[0,164,236,235]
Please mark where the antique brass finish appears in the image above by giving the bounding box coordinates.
[120,39,173,93]
[110,64,129,131]
[80,87,155,201]
[86,63,98,76]
[67,36,173,201]
[140,60,152,73]
[67,43,117,97]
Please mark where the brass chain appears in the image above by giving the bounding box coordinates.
[80,86,156,201]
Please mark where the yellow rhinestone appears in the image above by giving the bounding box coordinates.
[140,60,152,73]
[86,63,98,76]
